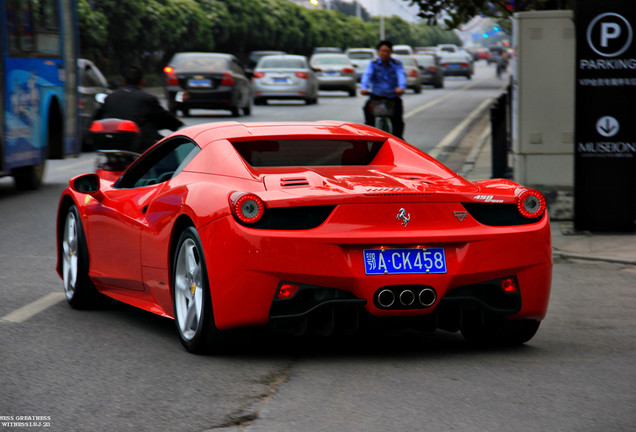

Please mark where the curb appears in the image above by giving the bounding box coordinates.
[552,251,636,266]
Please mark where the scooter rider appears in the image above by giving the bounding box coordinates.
[360,40,407,139]
[94,66,183,152]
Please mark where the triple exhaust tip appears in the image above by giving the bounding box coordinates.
[377,287,436,309]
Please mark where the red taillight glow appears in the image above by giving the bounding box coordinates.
[252,72,265,79]
[461,63,469,68]
[117,120,141,133]
[164,66,178,85]
[428,66,437,73]
[295,71,309,79]
[277,283,300,299]
[230,192,265,224]
[500,277,518,293]
[342,67,355,74]
[89,121,103,132]
[220,72,235,86]
[409,69,417,77]
[517,189,547,219]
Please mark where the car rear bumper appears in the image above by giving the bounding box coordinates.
[166,87,236,109]
[199,211,552,331]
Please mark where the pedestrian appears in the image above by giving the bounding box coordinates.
[360,40,407,139]
[94,65,183,152]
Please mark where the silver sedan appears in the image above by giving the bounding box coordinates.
[252,55,319,105]
[309,54,357,97]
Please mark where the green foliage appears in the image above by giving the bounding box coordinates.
[77,0,460,77]
[408,0,573,30]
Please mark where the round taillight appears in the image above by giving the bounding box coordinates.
[517,189,546,218]
[230,193,265,224]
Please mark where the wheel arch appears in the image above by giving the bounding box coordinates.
[55,194,79,277]
[168,215,196,294]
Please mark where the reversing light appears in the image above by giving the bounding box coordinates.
[500,277,518,293]
[230,192,265,224]
[277,283,300,299]
[517,189,546,218]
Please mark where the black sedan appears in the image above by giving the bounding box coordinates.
[163,52,252,117]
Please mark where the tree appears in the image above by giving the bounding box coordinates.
[407,0,572,30]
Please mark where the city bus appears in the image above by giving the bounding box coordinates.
[0,0,80,190]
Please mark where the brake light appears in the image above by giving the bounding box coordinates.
[295,71,309,79]
[89,121,103,132]
[230,192,265,224]
[220,72,235,86]
[342,67,355,74]
[409,69,417,77]
[429,66,437,73]
[163,66,178,86]
[461,63,469,68]
[517,189,546,219]
[252,72,265,79]
[78,97,85,110]
[117,120,140,133]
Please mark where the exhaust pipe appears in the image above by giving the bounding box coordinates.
[419,288,436,307]
[377,289,395,308]
[399,289,415,306]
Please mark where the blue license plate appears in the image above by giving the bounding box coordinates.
[448,64,460,68]
[273,78,289,83]
[364,248,447,275]
[325,71,338,75]
[188,79,211,87]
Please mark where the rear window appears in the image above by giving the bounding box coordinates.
[231,139,384,167]
[312,56,348,66]
[414,55,435,66]
[348,52,374,60]
[172,55,229,71]
[259,58,306,69]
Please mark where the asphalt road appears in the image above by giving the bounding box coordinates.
[1,62,634,432]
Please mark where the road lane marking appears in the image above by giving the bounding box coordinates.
[1,292,65,323]
[404,78,489,119]
[428,97,493,160]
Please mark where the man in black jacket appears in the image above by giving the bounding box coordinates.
[94,66,183,152]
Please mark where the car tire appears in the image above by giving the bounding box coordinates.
[461,311,540,347]
[180,107,190,117]
[414,85,422,94]
[348,87,357,97]
[230,106,241,117]
[243,102,252,116]
[61,204,105,309]
[172,227,219,353]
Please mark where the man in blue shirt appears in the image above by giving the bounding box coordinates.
[360,40,407,139]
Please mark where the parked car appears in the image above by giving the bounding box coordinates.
[439,52,473,79]
[393,44,414,55]
[313,47,343,54]
[78,59,109,147]
[309,54,357,96]
[394,55,422,93]
[163,52,252,117]
[57,121,552,353]
[252,55,319,105]
[413,54,444,88]
[345,48,376,82]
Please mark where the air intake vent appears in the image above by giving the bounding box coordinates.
[280,177,310,187]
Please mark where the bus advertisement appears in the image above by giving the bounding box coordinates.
[0,0,80,190]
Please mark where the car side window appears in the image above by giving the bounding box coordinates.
[116,138,200,189]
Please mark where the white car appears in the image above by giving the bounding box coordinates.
[345,48,376,82]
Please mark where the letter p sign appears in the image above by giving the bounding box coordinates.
[587,13,633,57]
[601,22,620,47]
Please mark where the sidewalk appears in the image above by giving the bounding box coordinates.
[459,112,636,266]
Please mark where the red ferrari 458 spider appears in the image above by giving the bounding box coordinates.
[56,121,551,353]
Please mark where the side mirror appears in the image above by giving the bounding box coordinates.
[71,173,102,197]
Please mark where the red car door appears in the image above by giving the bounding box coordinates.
[85,185,162,291]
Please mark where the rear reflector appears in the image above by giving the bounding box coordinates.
[500,277,518,293]
[277,283,300,299]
